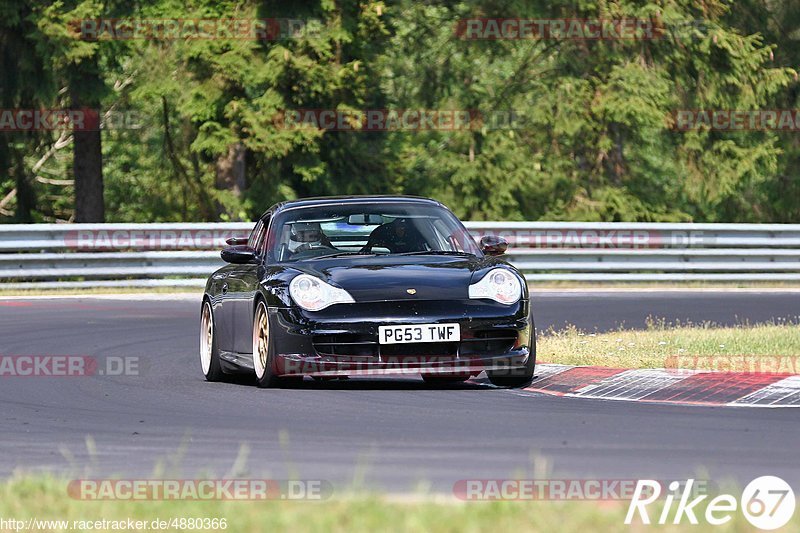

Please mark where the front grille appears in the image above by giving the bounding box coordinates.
[460,329,518,356]
[313,334,377,358]
[313,329,519,359]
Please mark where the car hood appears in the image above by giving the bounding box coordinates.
[293,255,494,302]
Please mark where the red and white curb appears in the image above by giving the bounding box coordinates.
[485,364,800,407]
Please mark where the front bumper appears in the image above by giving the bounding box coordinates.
[269,299,532,377]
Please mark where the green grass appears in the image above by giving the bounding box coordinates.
[539,320,800,370]
[0,476,791,532]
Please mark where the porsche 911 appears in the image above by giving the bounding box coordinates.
[200,196,535,387]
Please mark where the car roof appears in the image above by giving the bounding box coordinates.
[260,195,444,220]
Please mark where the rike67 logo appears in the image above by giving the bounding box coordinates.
[626,476,795,530]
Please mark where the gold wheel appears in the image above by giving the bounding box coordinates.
[200,302,214,375]
[253,302,270,379]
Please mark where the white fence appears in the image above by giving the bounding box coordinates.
[1,222,800,288]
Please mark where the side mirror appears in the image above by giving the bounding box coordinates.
[226,237,249,246]
[221,245,259,264]
[479,235,508,256]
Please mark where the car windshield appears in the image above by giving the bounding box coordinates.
[267,202,481,262]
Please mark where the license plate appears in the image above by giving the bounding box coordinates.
[378,323,461,344]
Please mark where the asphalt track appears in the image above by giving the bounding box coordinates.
[0,290,798,493]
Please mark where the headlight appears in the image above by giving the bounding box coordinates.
[289,274,355,311]
[468,268,522,304]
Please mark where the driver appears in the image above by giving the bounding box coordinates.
[291,222,334,252]
[361,218,427,253]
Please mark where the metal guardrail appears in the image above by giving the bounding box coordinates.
[1,222,799,288]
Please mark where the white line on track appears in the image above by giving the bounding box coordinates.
[533,288,800,297]
[571,369,690,401]
[728,375,800,407]
[0,293,202,301]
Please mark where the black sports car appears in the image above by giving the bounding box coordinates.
[200,195,535,388]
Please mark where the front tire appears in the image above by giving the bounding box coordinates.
[252,301,300,388]
[200,300,224,382]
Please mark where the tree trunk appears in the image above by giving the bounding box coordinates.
[72,128,104,222]
[215,142,246,219]
[70,67,105,222]
[12,143,36,222]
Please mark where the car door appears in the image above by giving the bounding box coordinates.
[209,267,233,352]
[228,214,271,354]
[214,219,262,353]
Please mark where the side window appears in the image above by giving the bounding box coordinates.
[248,220,265,249]
[258,215,272,254]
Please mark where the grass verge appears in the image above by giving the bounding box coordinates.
[0,476,788,532]
[539,320,800,370]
